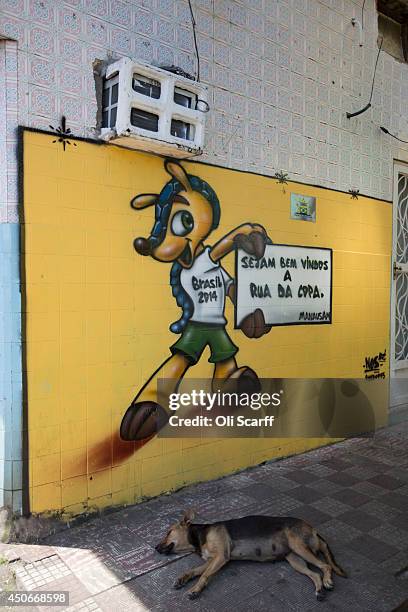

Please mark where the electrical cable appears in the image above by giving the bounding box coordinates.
[187,0,200,82]
[361,0,366,30]
[346,36,383,118]
[196,99,210,112]
[380,126,408,144]
[369,36,383,103]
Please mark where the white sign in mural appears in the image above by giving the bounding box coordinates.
[235,244,332,327]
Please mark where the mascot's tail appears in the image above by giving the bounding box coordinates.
[169,262,194,333]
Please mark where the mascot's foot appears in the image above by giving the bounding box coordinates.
[220,366,261,395]
[120,401,169,441]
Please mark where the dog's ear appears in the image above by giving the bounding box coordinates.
[130,193,158,210]
[181,509,196,525]
[165,160,192,192]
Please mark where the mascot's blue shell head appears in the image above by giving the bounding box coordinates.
[148,174,220,250]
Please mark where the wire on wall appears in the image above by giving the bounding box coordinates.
[380,126,408,144]
[187,0,200,82]
[369,37,383,103]
[346,36,383,118]
[361,0,366,29]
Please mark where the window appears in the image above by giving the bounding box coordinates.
[174,87,197,109]
[102,74,119,128]
[130,108,159,132]
[132,74,161,99]
[100,57,208,157]
[171,118,195,140]
[377,0,408,62]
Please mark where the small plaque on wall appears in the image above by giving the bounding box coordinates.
[290,193,316,222]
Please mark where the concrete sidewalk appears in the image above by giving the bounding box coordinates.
[1,421,408,611]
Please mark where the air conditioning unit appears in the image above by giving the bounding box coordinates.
[100,58,208,158]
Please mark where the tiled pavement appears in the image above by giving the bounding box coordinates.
[1,420,408,611]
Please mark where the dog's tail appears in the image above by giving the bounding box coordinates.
[318,535,347,578]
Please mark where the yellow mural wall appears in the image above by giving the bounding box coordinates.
[22,130,392,515]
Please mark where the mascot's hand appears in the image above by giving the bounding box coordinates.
[240,308,272,338]
[233,226,271,259]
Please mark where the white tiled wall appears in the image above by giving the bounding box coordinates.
[1,0,408,204]
[0,38,18,223]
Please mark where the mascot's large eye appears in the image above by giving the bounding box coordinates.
[171,211,194,236]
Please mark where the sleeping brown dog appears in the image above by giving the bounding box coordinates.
[156,511,347,601]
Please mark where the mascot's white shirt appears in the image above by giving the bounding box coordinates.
[180,246,233,325]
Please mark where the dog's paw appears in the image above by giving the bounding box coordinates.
[187,591,200,600]
[173,578,184,590]
[323,578,334,590]
[316,590,326,601]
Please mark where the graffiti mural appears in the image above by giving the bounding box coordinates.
[364,350,387,380]
[120,161,272,442]
[22,131,392,513]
